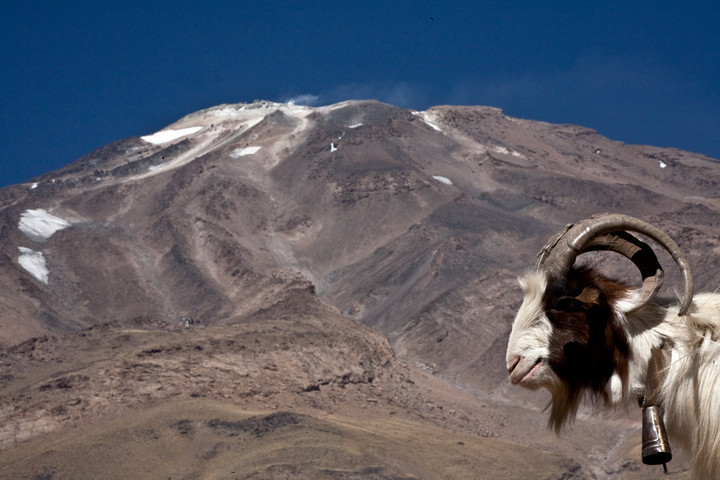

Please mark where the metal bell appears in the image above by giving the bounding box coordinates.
[642,405,672,466]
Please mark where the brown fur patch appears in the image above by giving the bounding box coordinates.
[542,267,631,431]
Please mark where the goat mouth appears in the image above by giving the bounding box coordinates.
[509,357,544,385]
[522,358,544,383]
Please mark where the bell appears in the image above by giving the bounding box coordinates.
[642,405,672,466]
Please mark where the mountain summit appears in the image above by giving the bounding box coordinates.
[1,100,718,478]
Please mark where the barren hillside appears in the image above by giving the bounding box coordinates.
[2,100,718,479]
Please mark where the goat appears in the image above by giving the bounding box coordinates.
[505,213,720,479]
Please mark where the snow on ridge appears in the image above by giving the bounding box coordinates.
[432,176,453,185]
[141,126,203,145]
[207,100,313,118]
[141,100,320,146]
[230,146,262,158]
[412,111,442,132]
[188,102,314,132]
[17,247,49,284]
[348,123,363,129]
[19,209,71,242]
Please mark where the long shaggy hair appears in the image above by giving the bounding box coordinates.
[656,293,720,479]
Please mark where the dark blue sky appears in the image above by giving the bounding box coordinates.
[2,2,719,187]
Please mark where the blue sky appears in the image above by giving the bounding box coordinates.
[2,2,719,187]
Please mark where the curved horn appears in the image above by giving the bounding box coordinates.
[536,213,693,315]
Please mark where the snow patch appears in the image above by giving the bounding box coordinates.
[330,143,338,152]
[348,123,363,129]
[432,176,453,185]
[230,146,262,158]
[491,146,526,159]
[19,209,71,242]
[659,161,667,169]
[17,247,49,284]
[141,126,203,145]
[30,183,38,190]
[412,111,442,132]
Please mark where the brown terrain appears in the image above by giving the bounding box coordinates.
[1,99,719,479]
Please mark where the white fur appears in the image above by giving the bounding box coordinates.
[606,372,623,405]
[506,271,554,389]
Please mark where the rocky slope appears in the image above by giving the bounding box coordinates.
[1,99,718,478]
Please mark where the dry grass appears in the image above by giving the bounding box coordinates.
[0,398,573,480]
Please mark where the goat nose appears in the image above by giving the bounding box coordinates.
[507,354,520,374]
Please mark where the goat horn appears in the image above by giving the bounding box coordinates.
[536,213,693,315]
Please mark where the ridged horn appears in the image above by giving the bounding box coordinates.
[536,213,693,315]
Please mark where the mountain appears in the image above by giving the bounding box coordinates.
[1,99,719,479]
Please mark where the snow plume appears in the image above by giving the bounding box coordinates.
[286,94,320,106]
[17,247,49,284]
[19,209,71,242]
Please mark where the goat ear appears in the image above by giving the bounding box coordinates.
[554,287,602,312]
[575,287,601,305]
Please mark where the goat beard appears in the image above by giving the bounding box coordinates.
[546,375,581,433]
[545,372,618,433]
